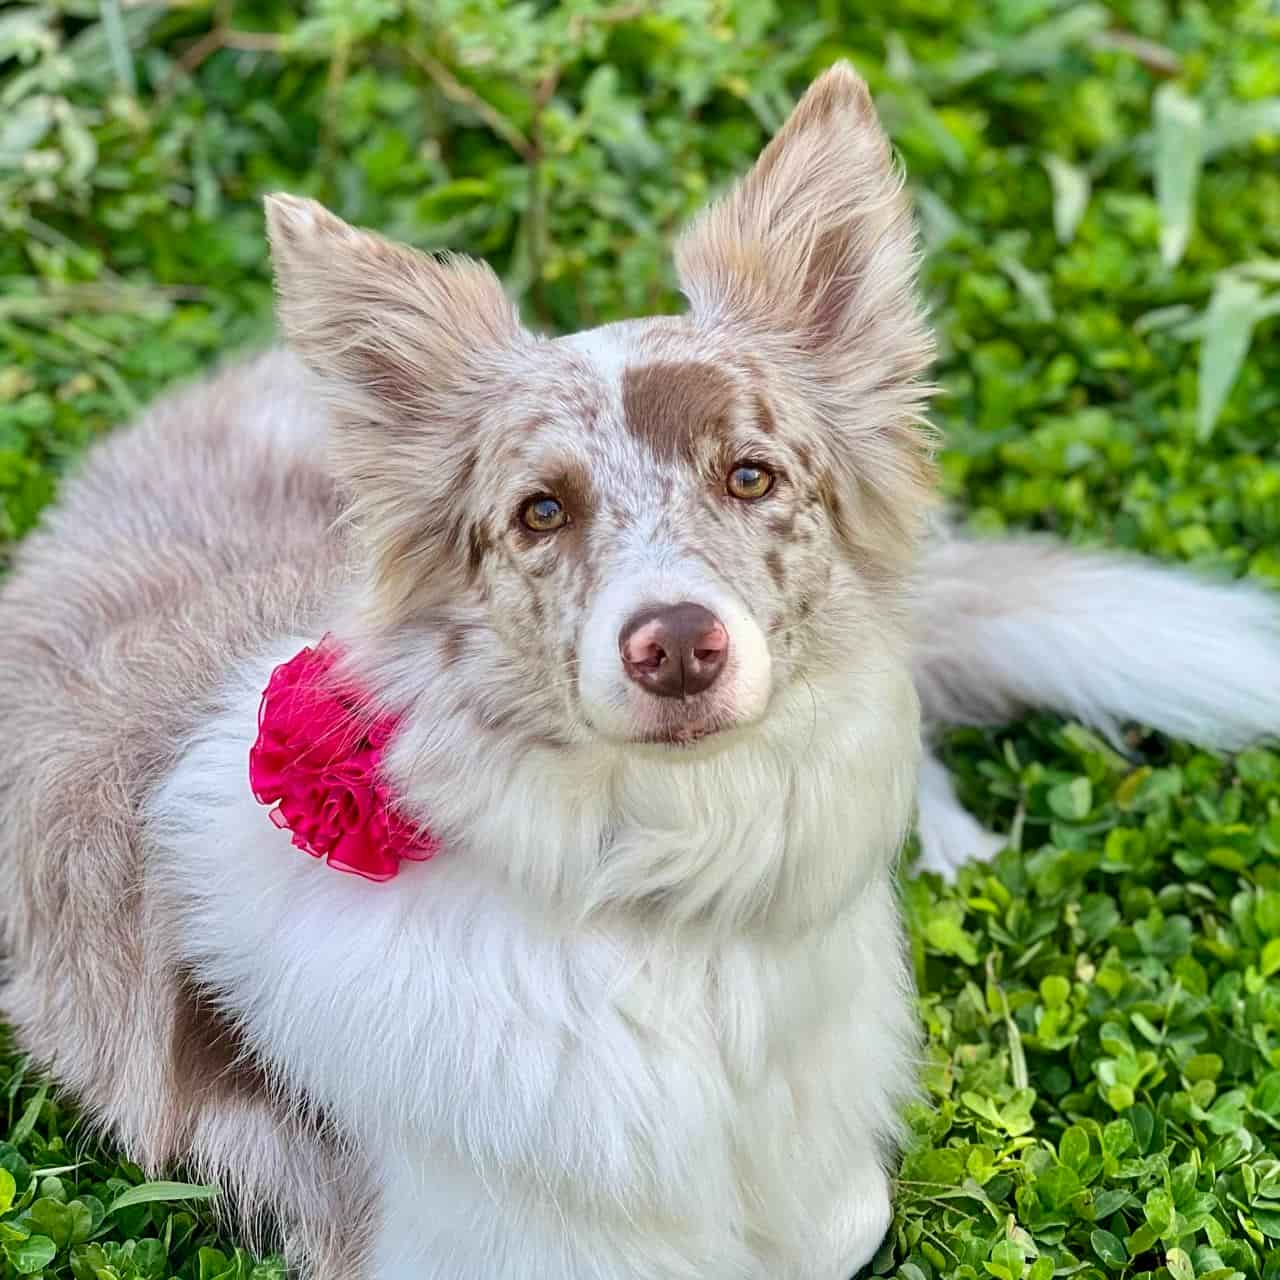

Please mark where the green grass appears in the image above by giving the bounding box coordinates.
[3,2,1280,1278]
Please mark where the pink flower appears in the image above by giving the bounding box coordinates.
[248,638,440,882]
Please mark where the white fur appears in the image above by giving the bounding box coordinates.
[146,633,920,1278]
[918,534,1280,749]
[914,749,1005,878]
[913,533,1280,879]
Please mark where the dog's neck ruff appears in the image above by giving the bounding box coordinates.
[249,636,440,881]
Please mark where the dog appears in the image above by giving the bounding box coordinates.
[2,62,1278,1279]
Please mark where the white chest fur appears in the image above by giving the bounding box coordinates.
[147,643,919,1279]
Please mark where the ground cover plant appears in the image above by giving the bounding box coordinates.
[2,1,1279,1278]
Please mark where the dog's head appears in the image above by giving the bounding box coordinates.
[266,63,935,755]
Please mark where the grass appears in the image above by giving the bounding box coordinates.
[2,2,1280,1278]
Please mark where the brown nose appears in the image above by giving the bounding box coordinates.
[619,603,729,699]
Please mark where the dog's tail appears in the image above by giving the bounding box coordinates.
[913,534,1280,750]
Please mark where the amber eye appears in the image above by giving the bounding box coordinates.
[726,464,775,501]
[520,495,568,532]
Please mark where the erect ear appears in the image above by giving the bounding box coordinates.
[264,195,529,620]
[264,193,525,418]
[675,63,937,578]
[675,61,932,391]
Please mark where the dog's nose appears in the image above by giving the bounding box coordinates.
[619,603,729,699]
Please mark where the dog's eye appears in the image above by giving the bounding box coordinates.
[726,464,774,501]
[521,495,569,532]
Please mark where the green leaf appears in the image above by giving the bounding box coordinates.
[1185,1054,1223,1082]
[925,915,980,965]
[1254,1072,1280,1116]
[198,1246,241,1280]
[1197,274,1264,440]
[1048,777,1092,821]
[1145,1187,1176,1236]
[986,1240,1026,1280]
[1043,155,1091,244]
[106,1181,218,1214]
[1038,1163,1083,1209]
[1102,1120,1134,1159]
[1205,98,1280,156]
[1153,84,1205,268]
[5,1235,57,1274]
[28,1196,73,1248]
[1091,1229,1127,1269]
[9,1084,47,1146]
[1059,1125,1091,1171]
[1166,1248,1196,1280]
[0,1167,14,1215]
[1040,975,1071,1009]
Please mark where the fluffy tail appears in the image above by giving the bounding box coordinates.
[914,534,1280,750]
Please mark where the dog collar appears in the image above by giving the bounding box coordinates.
[248,636,440,881]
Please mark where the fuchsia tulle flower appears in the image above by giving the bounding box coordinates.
[248,637,440,882]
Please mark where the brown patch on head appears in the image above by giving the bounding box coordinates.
[549,463,596,527]
[621,362,737,464]
[815,470,851,548]
[767,510,798,541]
[171,970,269,1105]
[753,391,778,436]
[466,524,490,580]
[765,549,786,590]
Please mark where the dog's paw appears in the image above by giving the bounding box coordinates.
[915,812,1006,881]
[915,750,1007,881]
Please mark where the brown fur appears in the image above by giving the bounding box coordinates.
[171,971,269,1104]
[620,361,737,464]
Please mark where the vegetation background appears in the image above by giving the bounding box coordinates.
[1,1,1279,1278]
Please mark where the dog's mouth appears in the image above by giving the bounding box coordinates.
[583,704,743,751]
[635,719,729,747]
[616,696,749,750]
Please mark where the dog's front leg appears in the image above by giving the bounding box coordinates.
[369,1146,734,1280]
[369,1150,623,1280]
[789,1153,892,1280]
[369,1151,519,1280]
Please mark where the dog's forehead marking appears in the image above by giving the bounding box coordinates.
[553,321,743,465]
[619,361,737,464]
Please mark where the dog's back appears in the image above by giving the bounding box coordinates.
[0,349,364,1260]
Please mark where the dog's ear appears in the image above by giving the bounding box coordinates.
[675,62,931,387]
[265,196,529,620]
[265,194,525,416]
[676,64,936,579]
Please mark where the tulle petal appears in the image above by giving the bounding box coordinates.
[248,636,440,881]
